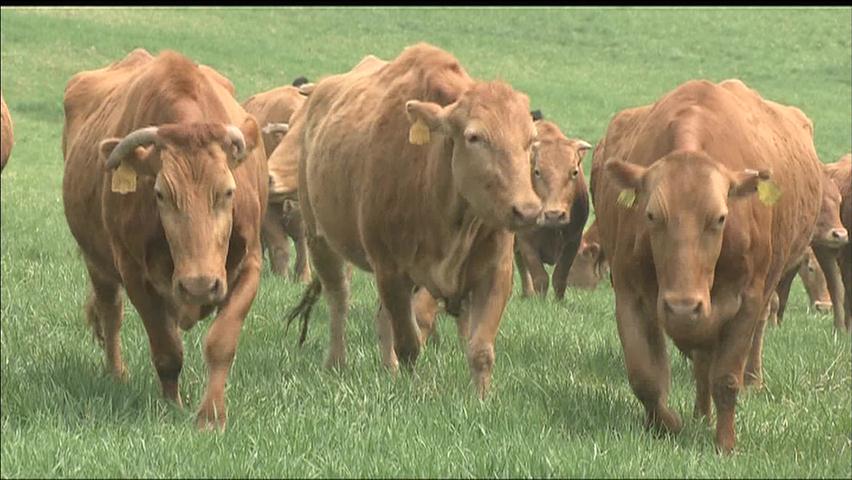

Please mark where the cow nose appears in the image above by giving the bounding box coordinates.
[512,201,543,226]
[663,295,703,318]
[177,276,221,302]
[543,209,568,223]
[830,228,848,244]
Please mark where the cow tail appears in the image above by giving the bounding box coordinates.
[284,277,323,346]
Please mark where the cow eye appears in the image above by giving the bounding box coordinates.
[154,188,165,202]
[223,188,235,200]
[571,168,579,179]
[466,133,481,144]
[717,214,726,225]
[534,167,541,178]
[646,212,655,222]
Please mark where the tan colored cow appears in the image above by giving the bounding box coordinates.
[590,79,822,453]
[280,43,542,397]
[772,161,848,330]
[514,119,591,299]
[1,91,14,172]
[565,219,609,290]
[242,82,311,282]
[62,49,267,430]
[797,248,832,313]
[836,154,852,330]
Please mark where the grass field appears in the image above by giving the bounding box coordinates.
[1,6,851,478]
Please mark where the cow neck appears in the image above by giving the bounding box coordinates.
[420,136,497,298]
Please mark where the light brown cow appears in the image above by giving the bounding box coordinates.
[62,49,267,430]
[772,162,848,330]
[1,91,14,172]
[565,219,609,290]
[242,83,311,282]
[280,43,542,397]
[797,248,832,313]
[590,79,822,453]
[514,119,591,299]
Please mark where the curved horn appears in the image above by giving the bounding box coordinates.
[298,83,315,96]
[226,124,248,161]
[576,140,592,150]
[105,126,159,170]
[261,123,289,135]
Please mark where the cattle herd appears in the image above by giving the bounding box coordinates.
[0,42,849,455]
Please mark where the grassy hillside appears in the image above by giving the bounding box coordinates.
[1,7,850,478]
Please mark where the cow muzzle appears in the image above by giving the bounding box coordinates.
[509,200,543,231]
[175,275,226,305]
[537,208,570,227]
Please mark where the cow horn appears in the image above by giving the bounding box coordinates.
[105,126,160,170]
[262,123,289,135]
[576,140,592,150]
[226,124,247,160]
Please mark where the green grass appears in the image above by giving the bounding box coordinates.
[1,6,850,478]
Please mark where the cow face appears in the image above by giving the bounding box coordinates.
[812,168,848,247]
[566,237,607,290]
[798,248,832,311]
[405,81,542,231]
[531,122,591,227]
[606,151,767,331]
[99,118,259,305]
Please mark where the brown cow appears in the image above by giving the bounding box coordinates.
[514,119,591,299]
[62,49,267,430]
[242,82,311,282]
[566,219,609,290]
[280,43,542,397]
[1,91,14,172]
[590,79,822,453]
[772,161,848,330]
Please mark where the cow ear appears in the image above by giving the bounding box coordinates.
[405,100,449,145]
[605,158,646,191]
[729,168,770,198]
[99,138,159,176]
[229,116,260,169]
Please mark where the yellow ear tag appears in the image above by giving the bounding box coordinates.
[617,188,636,208]
[757,179,781,206]
[409,118,430,145]
[111,162,137,194]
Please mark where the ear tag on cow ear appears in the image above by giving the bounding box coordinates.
[757,179,781,206]
[617,188,636,208]
[409,118,430,145]
[111,161,137,194]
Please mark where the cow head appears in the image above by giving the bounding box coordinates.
[531,121,591,227]
[405,81,542,231]
[566,235,607,290]
[99,117,260,305]
[812,166,848,248]
[606,150,768,332]
[798,248,832,312]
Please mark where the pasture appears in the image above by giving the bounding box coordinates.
[1,6,850,478]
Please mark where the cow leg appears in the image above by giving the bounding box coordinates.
[773,266,797,325]
[465,244,513,399]
[118,262,183,407]
[284,210,312,283]
[375,271,419,367]
[517,239,548,297]
[744,300,768,389]
[84,262,127,381]
[613,285,682,434]
[813,246,846,332]
[552,233,582,300]
[196,254,261,431]
[514,248,535,298]
[711,294,763,454]
[412,287,440,346]
[764,291,779,327]
[692,350,712,423]
[261,206,290,277]
[374,302,398,372]
[309,235,350,369]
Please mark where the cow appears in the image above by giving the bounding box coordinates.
[834,154,852,330]
[514,118,591,299]
[242,81,311,282]
[565,219,609,290]
[1,91,14,172]
[590,79,823,453]
[62,49,267,430]
[278,43,542,398]
[771,161,848,331]
[797,248,832,314]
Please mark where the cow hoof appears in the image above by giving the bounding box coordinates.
[196,406,226,432]
[107,363,129,383]
[324,355,347,370]
[743,373,763,390]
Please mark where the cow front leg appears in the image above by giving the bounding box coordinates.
[261,205,291,277]
[812,245,846,332]
[466,241,513,399]
[196,254,261,431]
[552,233,582,300]
[375,271,419,367]
[517,239,548,297]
